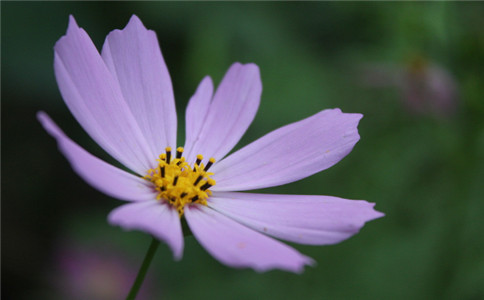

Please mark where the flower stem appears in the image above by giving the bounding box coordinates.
[126,238,160,300]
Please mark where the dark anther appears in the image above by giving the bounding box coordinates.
[200,182,212,191]
[204,163,213,171]
[204,158,215,171]
[191,195,199,202]
[161,186,166,191]
[166,149,171,164]
[176,148,183,159]
[160,166,165,178]
[173,176,179,186]
[180,192,187,198]
[194,157,202,171]
[193,175,203,186]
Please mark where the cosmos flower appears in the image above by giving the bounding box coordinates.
[38,15,383,273]
[54,242,155,299]
[360,57,459,117]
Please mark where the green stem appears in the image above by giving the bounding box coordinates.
[126,238,160,300]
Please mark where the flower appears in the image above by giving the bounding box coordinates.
[360,56,459,117]
[38,15,383,273]
[54,241,155,299]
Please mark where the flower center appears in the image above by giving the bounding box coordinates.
[144,147,216,217]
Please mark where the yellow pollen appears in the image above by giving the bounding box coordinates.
[144,147,216,217]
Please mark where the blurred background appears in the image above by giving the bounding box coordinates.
[2,2,483,299]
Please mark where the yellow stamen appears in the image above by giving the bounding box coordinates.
[144,147,216,217]
[176,147,184,159]
[165,147,172,163]
[204,157,216,171]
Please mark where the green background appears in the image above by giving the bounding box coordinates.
[2,2,483,299]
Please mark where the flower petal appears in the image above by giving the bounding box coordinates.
[54,16,155,175]
[185,63,262,163]
[184,204,314,273]
[108,200,183,260]
[183,76,214,163]
[209,192,384,245]
[37,112,156,202]
[101,15,177,155]
[211,109,362,191]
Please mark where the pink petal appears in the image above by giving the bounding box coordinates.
[37,112,156,202]
[209,192,384,245]
[184,63,262,163]
[211,109,362,191]
[183,76,214,163]
[54,16,155,175]
[108,200,183,260]
[184,204,314,273]
[102,15,177,155]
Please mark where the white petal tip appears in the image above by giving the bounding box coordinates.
[36,112,63,139]
[128,14,143,26]
[200,75,214,86]
[67,15,79,32]
[173,250,183,261]
[229,62,260,73]
[253,256,315,274]
[354,112,364,121]
[121,14,151,34]
[55,15,83,52]
[36,110,47,122]
[293,257,317,274]
[372,210,385,220]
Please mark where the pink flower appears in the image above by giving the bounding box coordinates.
[38,15,383,273]
[54,242,154,299]
[360,58,459,117]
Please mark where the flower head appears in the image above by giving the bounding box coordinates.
[360,57,459,117]
[38,15,383,273]
[54,242,154,299]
